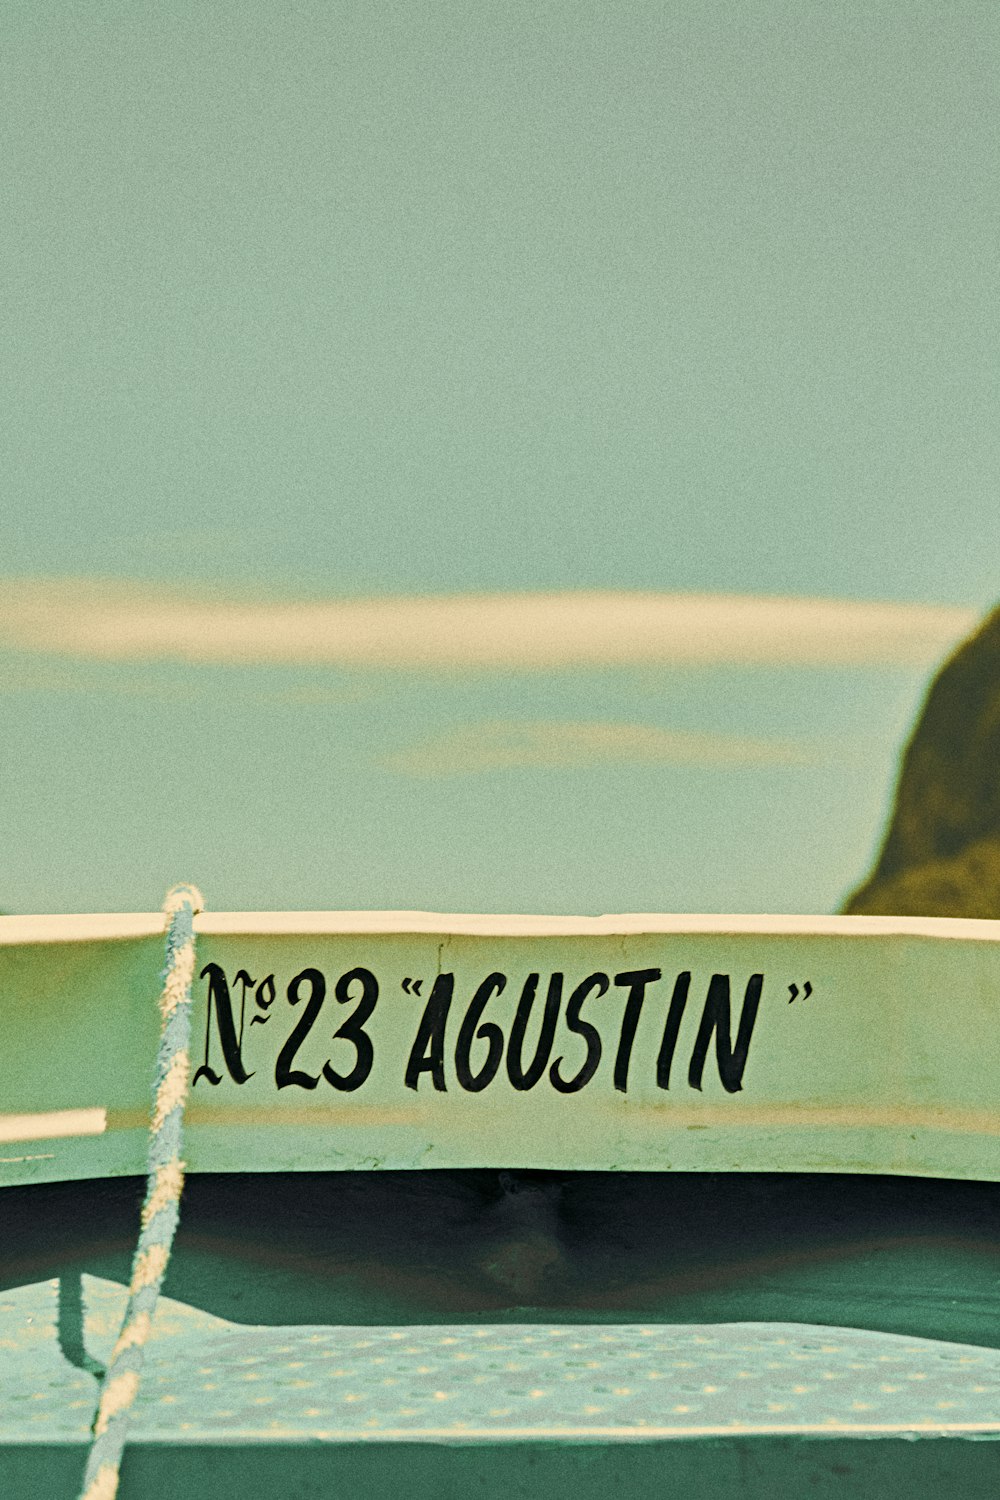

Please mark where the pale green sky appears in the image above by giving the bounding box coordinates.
[1,2,997,913]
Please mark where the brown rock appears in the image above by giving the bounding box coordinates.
[844,606,1000,917]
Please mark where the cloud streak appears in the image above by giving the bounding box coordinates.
[0,658,369,706]
[0,579,978,673]
[386,719,819,776]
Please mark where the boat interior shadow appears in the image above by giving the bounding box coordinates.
[4,1170,1000,1347]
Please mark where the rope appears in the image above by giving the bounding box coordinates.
[78,883,204,1500]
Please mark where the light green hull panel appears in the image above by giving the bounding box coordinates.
[2,911,1000,1188]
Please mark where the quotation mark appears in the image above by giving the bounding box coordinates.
[401,977,423,995]
[788,982,813,1004]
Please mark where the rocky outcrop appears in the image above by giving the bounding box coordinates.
[843,606,1000,918]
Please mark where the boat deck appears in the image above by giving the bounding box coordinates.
[4,1172,1000,1495]
[8,1273,1000,1444]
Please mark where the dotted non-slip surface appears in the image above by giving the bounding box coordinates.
[5,1276,1000,1445]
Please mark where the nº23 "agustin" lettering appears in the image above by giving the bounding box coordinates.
[192,964,764,1096]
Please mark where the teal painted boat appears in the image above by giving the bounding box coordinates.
[3,905,1000,1496]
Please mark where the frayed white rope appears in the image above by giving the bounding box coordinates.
[81,1465,119,1500]
[77,883,204,1500]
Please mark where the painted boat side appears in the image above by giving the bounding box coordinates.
[3,914,1000,1186]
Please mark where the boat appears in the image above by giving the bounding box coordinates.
[3,894,1000,1496]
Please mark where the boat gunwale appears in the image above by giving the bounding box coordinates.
[3,910,1000,945]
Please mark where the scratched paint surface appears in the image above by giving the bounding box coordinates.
[4,1277,1000,1444]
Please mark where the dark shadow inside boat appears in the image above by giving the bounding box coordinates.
[5,1171,1000,1350]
